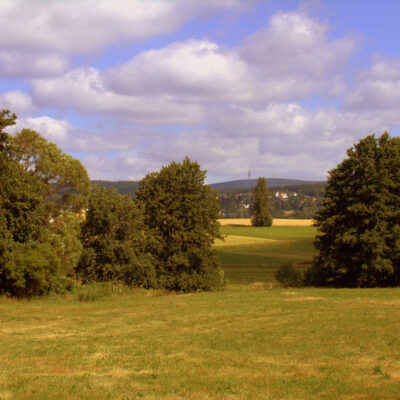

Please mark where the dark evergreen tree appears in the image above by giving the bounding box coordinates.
[135,157,224,292]
[251,177,273,227]
[77,187,157,288]
[308,133,400,287]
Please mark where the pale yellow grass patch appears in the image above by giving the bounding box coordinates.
[284,297,323,302]
[214,235,279,247]
[218,218,313,226]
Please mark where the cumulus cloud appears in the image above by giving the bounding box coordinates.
[32,67,204,124]
[0,0,243,78]
[0,90,35,115]
[0,51,69,78]
[105,40,259,103]
[5,0,244,54]
[106,11,354,103]
[239,10,355,97]
[344,57,400,122]
[31,9,357,127]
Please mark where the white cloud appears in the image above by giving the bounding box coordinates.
[32,67,204,124]
[344,57,400,121]
[105,40,259,104]
[239,10,355,97]
[0,51,69,78]
[0,0,242,55]
[0,0,243,78]
[0,90,35,115]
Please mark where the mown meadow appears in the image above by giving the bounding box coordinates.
[1,219,400,399]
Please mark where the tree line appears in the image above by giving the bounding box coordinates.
[0,110,223,297]
[2,109,400,293]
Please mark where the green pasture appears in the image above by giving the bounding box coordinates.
[217,225,317,284]
[1,287,400,399]
[2,224,400,399]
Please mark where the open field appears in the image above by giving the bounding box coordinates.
[2,224,399,399]
[218,218,314,226]
[218,225,317,284]
[1,287,400,399]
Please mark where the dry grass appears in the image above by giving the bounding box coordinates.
[214,235,281,248]
[219,218,313,227]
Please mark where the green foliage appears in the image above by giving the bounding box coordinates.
[42,211,83,276]
[251,177,273,226]
[310,133,400,287]
[0,110,90,297]
[275,262,304,287]
[11,129,91,211]
[77,186,157,288]
[136,157,224,292]
[0,242,60,297]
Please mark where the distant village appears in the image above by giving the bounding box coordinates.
[218,183,325,219]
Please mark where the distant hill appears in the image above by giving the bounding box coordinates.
[92,178,325,197]
[91,180,139,196]
[209,178,324,189]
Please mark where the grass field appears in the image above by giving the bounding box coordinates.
[218,218,314,226]
[1,287,400,399]
[2,223,400,399]
[217,225,317,284]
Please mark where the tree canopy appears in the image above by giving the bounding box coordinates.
[135,157,223,291]
[0,111,91,296]
[251,177,273,227]
[77,186,157,288]
[309,132,400,287]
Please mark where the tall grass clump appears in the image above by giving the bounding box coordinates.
[75,282,115,302]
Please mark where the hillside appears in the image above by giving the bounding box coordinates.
[210,178,324,189]
[92,178,325,195]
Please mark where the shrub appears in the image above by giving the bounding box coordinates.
[0,242,60,297]
[275,262,304,288]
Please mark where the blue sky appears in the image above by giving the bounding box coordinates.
[1,0,400,182]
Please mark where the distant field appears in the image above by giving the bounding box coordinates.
[219,218,314,226]
[217,225,317,284]
[1,287,399,399]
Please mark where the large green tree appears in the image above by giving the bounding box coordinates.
[308,133,400,287]
[135,157,223,292]
[251,177,273,227]
[11,129,91,212]
[77,187,157,288]
[0,111,91,296]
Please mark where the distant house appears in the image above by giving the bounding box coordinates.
[275,192,288,199]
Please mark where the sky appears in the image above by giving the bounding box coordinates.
[2,0,400,183]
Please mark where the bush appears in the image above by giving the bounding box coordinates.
[0,242,60,297]
[275,262,304,288]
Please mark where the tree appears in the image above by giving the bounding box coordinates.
[0,111,91,296]
[11,129,91,212]
[77,187,157,288]
[308,133,400,287]
[135,157,224,292]
[251,177,272,227]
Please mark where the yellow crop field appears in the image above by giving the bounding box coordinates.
[218,218,314,226]
[214,235,280,247]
